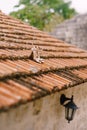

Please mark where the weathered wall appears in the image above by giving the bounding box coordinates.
[51,14,87,50]
[0,82,87,130]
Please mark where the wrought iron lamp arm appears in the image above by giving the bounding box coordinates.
[60,94,73,106]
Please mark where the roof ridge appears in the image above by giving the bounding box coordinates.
[0,62,87,81]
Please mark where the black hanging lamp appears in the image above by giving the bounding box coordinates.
[60,94,78,123]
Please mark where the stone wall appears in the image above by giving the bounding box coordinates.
[51,14,87,50]
[0,82,87,130]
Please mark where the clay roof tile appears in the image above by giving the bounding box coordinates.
[0,11,87,111]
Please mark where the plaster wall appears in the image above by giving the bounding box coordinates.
[0,82,87,130]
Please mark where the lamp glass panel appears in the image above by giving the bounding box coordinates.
[68,108,73,120]
[65,108,73,121]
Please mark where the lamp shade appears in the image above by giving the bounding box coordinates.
[64,100,78,123]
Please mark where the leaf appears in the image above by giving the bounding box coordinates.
[10,0,77,31]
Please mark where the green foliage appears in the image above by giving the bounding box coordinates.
[10,0,77,31]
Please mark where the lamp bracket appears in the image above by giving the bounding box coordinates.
[60,94,73,105]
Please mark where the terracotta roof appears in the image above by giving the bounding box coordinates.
[0,11,87,111]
